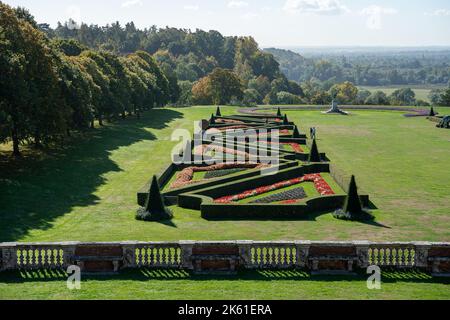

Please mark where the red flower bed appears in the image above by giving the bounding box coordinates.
[214,174,334,203]
[216,119,245,124]
[259,142,304,153]
[194,144,250,158]
[171,163,267,189]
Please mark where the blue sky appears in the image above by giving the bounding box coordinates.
[3,0,450,47]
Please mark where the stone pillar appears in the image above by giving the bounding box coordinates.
[180,241,196,270]
[62,242,78,269]
[0,243,17,271]
[295,241,311,269]
[414,242,431,269]
[238,241,253,268]
[354,241,370,269]
[122,241,138,269]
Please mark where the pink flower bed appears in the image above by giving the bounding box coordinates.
[214,174,334,203]
[171,163,267,189]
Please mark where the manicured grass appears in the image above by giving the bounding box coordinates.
[358,85,447,102]
[0,106,449,243]
[0,269,448,300]
[1,105,449,300]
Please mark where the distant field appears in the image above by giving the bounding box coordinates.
[358,85,447,102]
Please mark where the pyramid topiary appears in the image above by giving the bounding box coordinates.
[216,106,222,117]
[277,107,282,117]
[136,176,173,221]
[308,139,321,162]
[293,126,301,139]
[283,114,289,125]
[429,107,436,117]
[333,176,373,221]
[183,140,192,162]
[209,114,216,125]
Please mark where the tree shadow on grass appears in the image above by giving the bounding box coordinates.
[1,268,448,286]
[0,109,183,242]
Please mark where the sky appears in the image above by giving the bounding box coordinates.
[3,0,450,47]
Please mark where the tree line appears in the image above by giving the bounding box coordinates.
[0,3,175,157]
[265,47,450,87]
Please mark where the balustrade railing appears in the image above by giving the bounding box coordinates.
[1,241,448,275]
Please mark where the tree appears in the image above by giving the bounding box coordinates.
[440,87,450,106]
[389,88,416,106]
[308,139,321,162]
[276,91,303,105]
[136,176,173,221]
[329,81,358,104]
[365,91,389,105]
[283,114,289,125]
[216,106,222,117]
[209,68,244,105]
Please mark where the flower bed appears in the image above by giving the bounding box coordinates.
[170,163,266,189]
[215,119,245,124]
[259,141,304,153]
[250,187,307,204]
[204,168,247,179]
[214,174,334,203]
[194,144,250,159]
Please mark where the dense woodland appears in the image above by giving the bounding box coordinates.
[1,3,450,157]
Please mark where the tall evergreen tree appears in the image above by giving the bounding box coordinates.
[283,114,289,125]
[429,107,436,117]
[216,106,222,117]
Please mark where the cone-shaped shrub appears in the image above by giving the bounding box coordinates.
[333,176,373,221]
[308,139,321,162]
[283,114,289,125]
[277,107,282,117]
[216,106,222,117]
[293,126,301,139]
[429,107,436,117]
[183,140,192,162]
[136,176,173,221]
[209,114,216,125]
[343,175,362,214]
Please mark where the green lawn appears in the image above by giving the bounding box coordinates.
[1,105,449,300]
[0,106,449,243]
[358,85,448,102]
[0,269,448,300]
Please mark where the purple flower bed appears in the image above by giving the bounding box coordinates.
[250,187,307,204]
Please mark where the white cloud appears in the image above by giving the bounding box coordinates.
[122,0,143,8]
[241,12,260,20]
[184,5,199,11]
[228,1,249,9]
[425,9,450,16]
[283,0,349,15]
[360,5,397,30]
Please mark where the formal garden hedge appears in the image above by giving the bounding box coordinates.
[137,112,371,221]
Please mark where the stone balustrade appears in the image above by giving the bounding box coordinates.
[0,241,448,276]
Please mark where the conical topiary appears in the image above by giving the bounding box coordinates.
[293,126,301,139]
[277,107,282,117]
[209,114,216,125]
[333,176,373,221]
[183,140,192,162]
[308,139,321,162]
[136,176,173,221]
[429,107,436,117]
[343,175,362,214]
[283,114,289,125]
[216,106,222,117]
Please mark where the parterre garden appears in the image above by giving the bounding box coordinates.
[1,105,449,300]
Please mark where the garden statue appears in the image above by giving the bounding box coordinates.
[323,100,349,115]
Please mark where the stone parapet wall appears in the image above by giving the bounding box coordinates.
[1,241,448,276]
